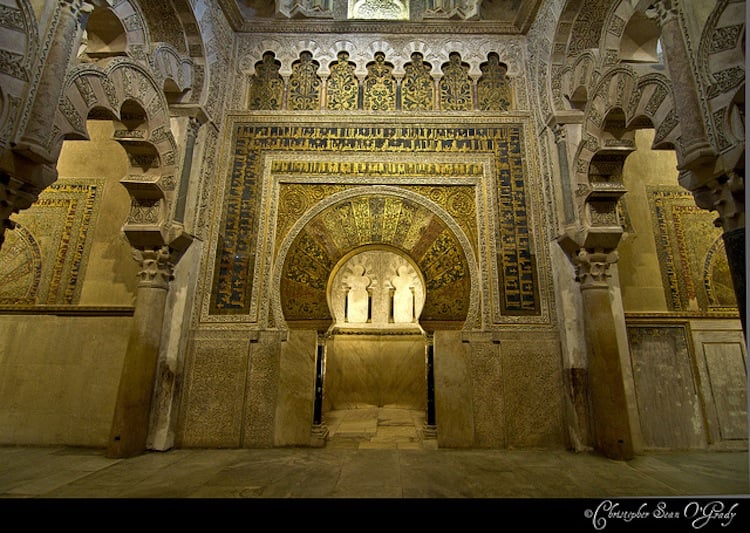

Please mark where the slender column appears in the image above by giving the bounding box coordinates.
[723,227,745,337]
[16,1,93,163]
[552,123,576,225]
[574,248,634,460]
[173,117,201,224]
[319,74,329,110]
[423,334,437,439]
[313,336,325,426]
[310,334,329,446]
[106,246,174,458]
[432,75,442,111]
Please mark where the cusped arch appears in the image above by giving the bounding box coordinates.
[83,6,128,58]
[79,0,149,63]
[559,50,600,112]
[58,60,176,167]
[631,74,679,149]
[327,244,426,329]
[271,186,480,333]
[151,43,194,102]
[574,65,680,183]
[574,67,638,183]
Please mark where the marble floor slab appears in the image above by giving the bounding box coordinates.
[0,408,747,527]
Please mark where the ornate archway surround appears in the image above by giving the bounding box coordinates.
[197,113,552,331]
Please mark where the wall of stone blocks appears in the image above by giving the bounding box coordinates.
[433,329,566,449]
[0,315,131,446]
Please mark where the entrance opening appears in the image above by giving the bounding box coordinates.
[321,246,431,448]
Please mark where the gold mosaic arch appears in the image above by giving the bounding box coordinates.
[279,192,472,330]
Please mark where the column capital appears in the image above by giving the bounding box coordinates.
[645,0,678,27]
[687,170,745,233]
[552,123,566,143]
[573,248,619,289]
[0,161,56,249]
[187,116,202,138]
[133,246,174,290]
[62,0,95,15]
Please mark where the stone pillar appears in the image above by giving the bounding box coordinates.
[106,246,173,458]
[574,248,634,460]
[723,227,745,337]
[432,75,442,111]
[552,122,577,225]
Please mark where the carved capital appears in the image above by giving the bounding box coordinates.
[187,116,202,139]
[573,248,619,289]
[690,170,745,232]
[132,246,174,290]
[552,123,566,144]
[61,0,95,17]
[645,0,678,28]
[0,172,42,248]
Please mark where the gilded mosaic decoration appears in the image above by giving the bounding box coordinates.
[363,52,397,111]
[241,48,518,112]
[210,123,539,318]
[478,52,512,111]
[400,52,434,111]
[280,194,470,323]
[0,180,102,305]
[439,52,473,111]
[288,51,322,111]
[649,187,736,313]
[327,51,359,110]
[248,51,284,110]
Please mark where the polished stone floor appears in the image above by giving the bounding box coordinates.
[0,408,748,523]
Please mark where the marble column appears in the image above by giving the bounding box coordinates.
[574,248,634,460]
[551,121,578,225]
[424,334,437,439]
[311,334,328,446]
[106,246,173,459]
